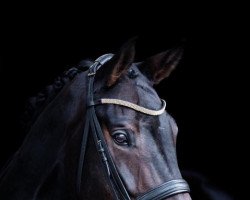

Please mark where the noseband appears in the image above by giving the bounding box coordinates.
[77,54,190,199]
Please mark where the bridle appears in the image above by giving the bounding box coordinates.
[76,54,190,199]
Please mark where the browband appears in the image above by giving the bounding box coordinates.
[95,98,166,116]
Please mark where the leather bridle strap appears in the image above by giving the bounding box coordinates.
[77,54,130,199]
[86,54,130,199]
[77,54,190,200]
[137,179,190,200]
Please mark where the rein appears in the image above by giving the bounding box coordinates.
[77,54,190,199]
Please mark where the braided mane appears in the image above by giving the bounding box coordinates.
[21,60,93,132]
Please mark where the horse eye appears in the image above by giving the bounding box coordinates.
[112,131,129,146]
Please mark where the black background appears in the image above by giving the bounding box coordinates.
[0,3,247,199]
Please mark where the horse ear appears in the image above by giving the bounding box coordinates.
[138,47,183,84]
[97,38,136,87]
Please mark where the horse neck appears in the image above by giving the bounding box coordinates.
[0,72,88,199]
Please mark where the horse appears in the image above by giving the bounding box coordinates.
[0,39,191,200]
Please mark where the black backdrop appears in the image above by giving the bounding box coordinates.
[0,3,246,199]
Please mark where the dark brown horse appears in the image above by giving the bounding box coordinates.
[0,40,191,200]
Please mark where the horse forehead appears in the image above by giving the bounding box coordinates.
[136,84,162,110]
[107,67,159,104]
[132,67,161,103]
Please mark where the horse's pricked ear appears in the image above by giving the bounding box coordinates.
[97,38,136,87]
[138,47,183,84]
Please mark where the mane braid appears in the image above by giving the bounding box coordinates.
[21,60,93,132]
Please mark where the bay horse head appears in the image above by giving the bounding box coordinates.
[0,39,191,200]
